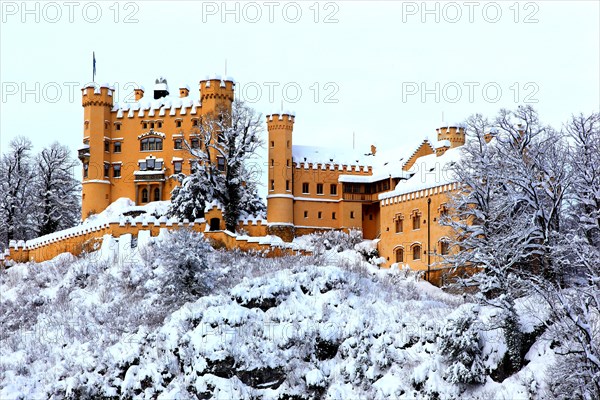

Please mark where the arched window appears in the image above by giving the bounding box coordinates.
[412,244,422,260]
[141,188,149,203]
[140,137,163,151]
[153,188,160,201]
[395,248,404,263]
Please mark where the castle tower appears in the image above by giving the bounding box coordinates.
[266,112,295,241]
[80,84,114,219]
[199,76,235,115]
[436,125,465,156]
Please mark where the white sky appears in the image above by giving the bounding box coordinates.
[1,1,599,180]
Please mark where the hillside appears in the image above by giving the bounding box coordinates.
[1,230,555,399]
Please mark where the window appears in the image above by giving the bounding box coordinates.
[270,141,275,148]
[154,188,160,201]
[174,139,182,149]
[396,248,404,263]
[150,122,154,129]
[316,183,323,195]
[192,119,198,127]
[157,122,162,128]
[304,211,308,218]
[191,138,200,149]
[332,212,336,220]
[395,218,403,233]
[217,157,226,172]
[141,188,148,203]
[440,241,450,255]
[104,141,109,152]
[116,124,121,131]
[286,140,290,148]
[412,245,422,260]
[113,164,121,178]
[114,141,121,153]
[140,137,163,151]
[318,211,322,219]
[330,184,337,195]
[83,163,88,178]
[104,163,110,178]
[271,159,274,167]
[287,159,290,167]
[173,161,182,173]
[302,183,309,194]
[142,122,147,129]
[270,180,275,191]
[412,213,421,230]
[190,161,198,174]
[286,180,290,191]
[176,120,182,128]
[146,158,155,170]
[350,211,355,219]
[139,161,147,171]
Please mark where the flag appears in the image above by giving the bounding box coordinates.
[93,52,96,82]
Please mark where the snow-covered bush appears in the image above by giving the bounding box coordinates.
[438,306,487,385]
[150,228,216,303]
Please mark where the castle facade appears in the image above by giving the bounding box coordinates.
[78,75,465,274]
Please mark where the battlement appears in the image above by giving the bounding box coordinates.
[81,83,114,107]
[436,125,466,148]
[199,76,235,102]
[293,161,372,174]
[266,113,295,132]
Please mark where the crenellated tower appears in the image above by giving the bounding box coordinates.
[436,125,465,156]
[199,77,235,116]
[80,84,114,219]
[266,112,295,241]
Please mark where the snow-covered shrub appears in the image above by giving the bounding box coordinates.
[438,306,487,385]
[151,228,215,302]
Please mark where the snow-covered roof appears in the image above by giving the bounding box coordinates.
[292,145,373,168]
[379,146,463,200]
[433,139,451,149]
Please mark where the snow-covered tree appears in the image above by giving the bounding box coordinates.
[0,136,35,247]
[541,112,600,399]
[169,100,266,231]
[438,306,487,385]
[444,106,571,372]
[32,142,81,236]
[151,229,216,304]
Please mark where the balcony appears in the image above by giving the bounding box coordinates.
[78,145,90,162]
[342,192,376,202]
[133,170,165,182]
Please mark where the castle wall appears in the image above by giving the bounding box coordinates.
[377,184,456,271]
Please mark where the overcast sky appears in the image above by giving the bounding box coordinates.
[1,1,599,174]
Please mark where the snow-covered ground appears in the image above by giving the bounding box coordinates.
[0,231,555,399]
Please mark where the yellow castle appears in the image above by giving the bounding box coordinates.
[8,75,469,282]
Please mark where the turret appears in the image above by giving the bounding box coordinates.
[436,125,465,156]
[81,83,114,219]
[266,112,295,241]
[199,76,235,115]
